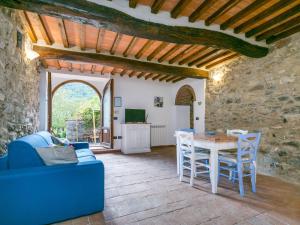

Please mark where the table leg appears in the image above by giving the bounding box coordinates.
[176,136,180,175]
[209,148,219,194]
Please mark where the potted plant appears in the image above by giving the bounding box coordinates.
[0,144,8,171]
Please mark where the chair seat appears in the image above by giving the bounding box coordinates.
[219,154,250,164]
[183,151,209,160]
[219,149,237,156]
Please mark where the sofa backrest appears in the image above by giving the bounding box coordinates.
[7,131,54,169]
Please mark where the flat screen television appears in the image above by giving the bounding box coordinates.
[125,109,146,123]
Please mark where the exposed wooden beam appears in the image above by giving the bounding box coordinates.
[205,0,241,26]
[145,73,155,80]
[110,68,117,75]
[96,29,105,53]
[100,66,105,75]
[31,13,52,45]
[147,42,168,61]
[152,74,162,81]
[172,77,186,83]
[80,24,86,51]
[135,40,154,59]
[128,71,136,77]
[178,46,209,65]
[256,16,300,41]
[0,0,269,58]
[56,60,61,70]
[129,0,138,8]
[188,49,220,66]
[110,33,122,55]
[159,75,169,81]
[234,0,295,34]
[137,72,147,78]
[169,45,194,64]
[123,37,137,57]
[245,5,300,38]
[91,65,96,73]
[166,76,178,82]
[151,0,165,14]
[18,11,38,43]
[196,50,232,68]
[171,0,191,19]
[120,69,128,76]
[220,0,269,30]
[266,24,300,44]
[205,53,239,69]
[57,18,69,48]
[80,64,84,73]
[68,62,72,71]
[158,45,182,63]
[189,0,218,23]
[34,45,209,79]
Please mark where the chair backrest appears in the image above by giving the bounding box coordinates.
[178,128,195,134]
[227,129,248,137]
[177,131,194,154]
[237,133,261,162]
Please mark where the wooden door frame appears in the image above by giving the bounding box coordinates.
[47,72,52,132]
[101,79,114,149]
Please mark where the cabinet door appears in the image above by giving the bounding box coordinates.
[126,126,138,149]
[137,126,150,149]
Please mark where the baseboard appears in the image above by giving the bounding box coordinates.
[93,149,121,154]
[151,145,176,149]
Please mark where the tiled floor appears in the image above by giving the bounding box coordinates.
[57,147,300,225]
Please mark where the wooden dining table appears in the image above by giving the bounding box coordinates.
[175,131,238,194]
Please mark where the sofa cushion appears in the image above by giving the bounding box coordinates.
[76,149,96,162]
[36,146,78,166]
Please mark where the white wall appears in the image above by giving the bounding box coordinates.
[38,69,48,131]
[113,76,206,149]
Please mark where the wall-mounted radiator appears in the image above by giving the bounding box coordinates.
[150,125,167,146]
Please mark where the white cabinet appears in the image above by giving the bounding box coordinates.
[121,124,151,154]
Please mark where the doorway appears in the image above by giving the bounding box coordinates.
[175,85,196,129]
[51,80,103,145]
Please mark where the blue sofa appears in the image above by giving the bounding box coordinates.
[0,131,104,225]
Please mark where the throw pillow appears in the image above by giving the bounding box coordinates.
[36,146,78,166]
[51,136,70,146]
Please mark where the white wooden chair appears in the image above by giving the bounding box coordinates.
[178,131,210,186]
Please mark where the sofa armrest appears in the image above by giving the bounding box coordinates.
[70,141,89,150]
[0,160,104,225]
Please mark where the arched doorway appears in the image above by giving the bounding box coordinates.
[175,85,196,129]
[51,80,102,143]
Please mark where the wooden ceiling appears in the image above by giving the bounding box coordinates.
[5,0,300,83]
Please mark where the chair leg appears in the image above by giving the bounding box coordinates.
[217,161,220,184]
[179,154,184,182]
[190,159,195,186]
[237,163,244,196]
[232,171,236,184]
[251,163,256,193]
[229,164,233,181]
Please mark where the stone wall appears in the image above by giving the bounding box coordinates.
[206,33,300,184]
[0,7,40,154]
